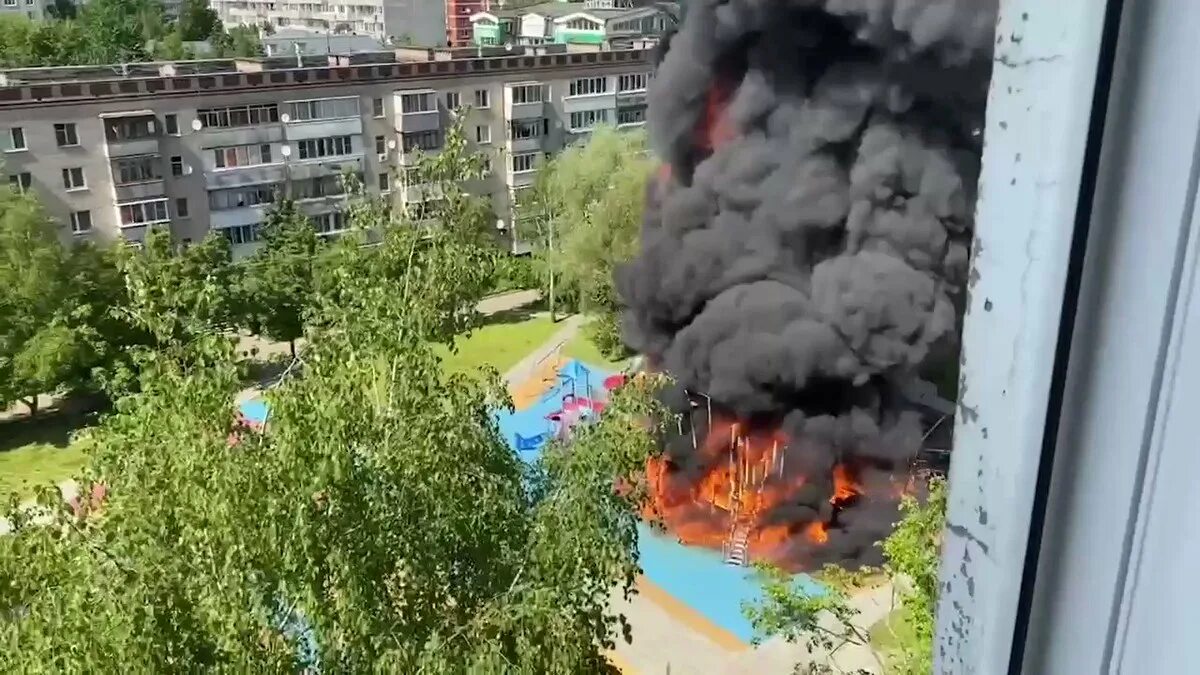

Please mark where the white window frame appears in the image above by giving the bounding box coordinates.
[445,91,461,111]
[474,88,491,109]
[399,92,435,114]
[69,210,92,234]
[511,83,543,104]
[54,123,79,148]
[117,198,170,228]
[6,127,26,152]
[62,167,86,191]
[212,143,275,170]
[476,125,491,144]
[510,152,536,174]
[372,97,385,118]
[568,76,609,98]
[568,109,609,132]
[285,97,360,123]
[618,72,649,93]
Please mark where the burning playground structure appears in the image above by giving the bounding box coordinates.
[618,0,995,572]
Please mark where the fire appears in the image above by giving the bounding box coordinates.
[643,403,874,571]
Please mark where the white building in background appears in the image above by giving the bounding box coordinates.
[210,0,446,46]
[0,0,54,21]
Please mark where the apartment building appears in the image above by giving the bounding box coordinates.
[0,45,653,259]
[446,0,488,47]
[211,0,446,46]
[0,0,50,20]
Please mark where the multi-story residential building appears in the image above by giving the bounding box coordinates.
[471,0,676,48]
[211,0,446,46]
[0,0,51,20]
[446,0,489,46]
[0,45,652,259]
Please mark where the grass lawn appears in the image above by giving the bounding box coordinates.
[560,332,633,373]
[0,408,94,501]
[869,606,920,674]
[438,313,562,377]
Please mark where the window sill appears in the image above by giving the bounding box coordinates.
[115,178,165,187]
[57,143,82,149]
[564,92,612,100]
[119,220,169,229]
[71,229,93,236]
[2,148,27,154]
[213,161,283,172]
[64,187,89,193]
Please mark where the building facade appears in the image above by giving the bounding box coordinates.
[211,0,446,46]
[0,0,51,21]
[446,0,489,46]
[471,0,675,48]
[0,46,652,259]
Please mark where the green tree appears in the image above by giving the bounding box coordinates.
[742,480,949,675]
[878,478,946,674]
[0,206,666,671]
[243,199,321,358]
[175,0,220,41]
[45,0,77,19]
[531,126,651,355]
[75,0,160,63]
[0,186,75,416]
[212,24,262,58]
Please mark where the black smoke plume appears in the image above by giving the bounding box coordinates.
[620,0,997,567]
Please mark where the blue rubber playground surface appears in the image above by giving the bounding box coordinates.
[240,357,817,644]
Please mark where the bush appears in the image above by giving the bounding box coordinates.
[584,311,632,361]
[490,254,540,294]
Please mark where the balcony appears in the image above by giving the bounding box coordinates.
[114,180,166,203]
[206,163,287,190]
[102,110,161,158]
[394,89,441,133]
[211,204,271,229]
[287,155,364,181]
[504,82,547,121]
[284,118,363,141]
[203,125,284,148]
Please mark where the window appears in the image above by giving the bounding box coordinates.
[293,174,355,200]
[378,172,390,192]
[54,123,79,147]
[511,84,543,104]
[474,88,490,108]
[564,17,601,30]
[375,135,386,155]
[70,210,92,234]
[220,223,262,245]
[401,130,442,153]
[8,172,30,192]
[2,0,15,8]
[209,184,278,210]
[164,114,179,135]
[481,155,492,174]
[114,156,161,184]
[296,135,353,160]
[6,127,25,151]
[118,199,169,226]
[372,97,384,117]
[175,198,189,218]
[445,91,460,110]
[196,104,280,130]
[213,143,274,168]
[511,152,536,173]
[399,92,435,114]
[476,125,491,144]
[62,167,86,190]
[312,211,348,235]
[170,155,184,176]
[568,77,609,97]
[510,119,545,140]
[104,117,157,142]
[618,73,649,92]
[617,106,647,126]
[287,98,359,122]
[569,109,610,132]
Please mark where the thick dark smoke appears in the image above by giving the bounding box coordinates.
[621,0,996,566]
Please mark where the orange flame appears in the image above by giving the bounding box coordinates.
[643,405,874,570]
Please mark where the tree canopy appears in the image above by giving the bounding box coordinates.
[0,153,665,671]
[530,126,653,356]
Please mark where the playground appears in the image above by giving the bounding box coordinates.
[237,346,820,651]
